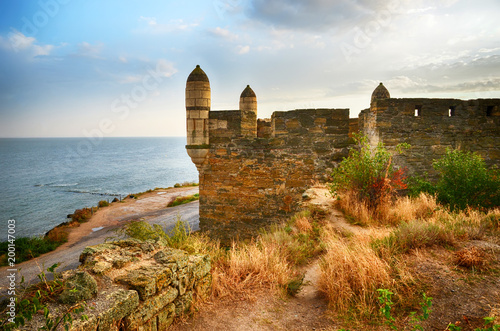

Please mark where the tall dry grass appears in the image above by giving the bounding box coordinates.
[335,191,440,227]
[381,193,438,225]
[318,232,392,314]
[209,211,321,299]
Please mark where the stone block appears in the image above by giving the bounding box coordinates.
[174,291,193,316]
[115,270,157,301]
[59,271,98,304]
[125,286,178,329]
[157,303,176,330]
[98,290,140,330]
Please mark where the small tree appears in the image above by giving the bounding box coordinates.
[330,134,409,210]
[432,149,500,210]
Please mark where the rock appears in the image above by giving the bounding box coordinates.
[112,197,119,203]
[154,249,189,269]
[79,243,119,264]
[302,188,317,201]
[98,290,140,330]
[92,261,113,275]
[59,271,98,304]
[174,291,193,315]
[116,270,157,301]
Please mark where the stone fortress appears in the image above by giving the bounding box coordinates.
[185,65,500,243]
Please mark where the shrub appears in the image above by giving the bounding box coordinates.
[98,200,109,208]
[330,134,409,212]
[167,193,199,207]
[0,236,61,266]
[71,208,94,223]
[45,227,69,244]
[411,149,500,211]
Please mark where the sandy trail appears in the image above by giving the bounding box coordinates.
[0,186,199,294]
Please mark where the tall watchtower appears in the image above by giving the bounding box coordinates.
[185,65,210,170]
[239,85,257,137]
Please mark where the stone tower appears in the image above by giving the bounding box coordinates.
[239,85,257,137]
[371,82,390,104]
[185,65,210,170]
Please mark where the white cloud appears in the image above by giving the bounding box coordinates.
[0,29,53,57]
[118,56,128,63]
[236,45,250,54]
[156,59,177,78]
[139,16,157,26]
[208,27,238,41]
[137,18,198,34]
[76,42,104,59]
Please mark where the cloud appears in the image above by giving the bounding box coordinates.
[137,17,198,34]
[208,27,238,41]
[246,0,382,31]
[156,59,178,78]
[0,29,53,57]
[140,16,157,26]
[70,41,105,59]
[236,45,250,54]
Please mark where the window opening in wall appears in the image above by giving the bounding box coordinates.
[414,105,422,117]
[449,106,456,117]
[486,106,494,116]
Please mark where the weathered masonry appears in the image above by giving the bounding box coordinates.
[185,66,500,243]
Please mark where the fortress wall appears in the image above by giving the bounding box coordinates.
[364,98,500,175]
[199,108,351,244]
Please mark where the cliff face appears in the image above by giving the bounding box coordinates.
[22,239,211,330]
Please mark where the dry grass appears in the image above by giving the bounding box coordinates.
[208,211,321,300]
[211,238,299,299]
[381,193,438,225]
[453,246,490,269]
[294,215,313,233]
[318,232,392,314]
[334,190,373,226]
[335,191,439,227]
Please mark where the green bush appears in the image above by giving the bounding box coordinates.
[330,134,409,209]
[0,237,61,266]
[410,149,500,211]
[98,200,109,208]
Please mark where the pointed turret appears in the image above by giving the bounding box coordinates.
[239,85,257,137]
[185,65,210,170]
[371,82,390,104]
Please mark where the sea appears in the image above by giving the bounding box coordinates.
[0,137,199,239]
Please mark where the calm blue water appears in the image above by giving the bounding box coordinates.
[0,137,198,238]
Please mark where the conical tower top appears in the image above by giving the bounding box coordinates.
[240,85,256,98]
[187,65,209,83]
[371,82,390,104]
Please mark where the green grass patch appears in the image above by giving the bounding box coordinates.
[0,227,68,266]
[167,193,200,207]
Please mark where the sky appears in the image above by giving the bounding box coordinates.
[0,0,499,138]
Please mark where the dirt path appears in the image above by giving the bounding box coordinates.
[0,186,199,293]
